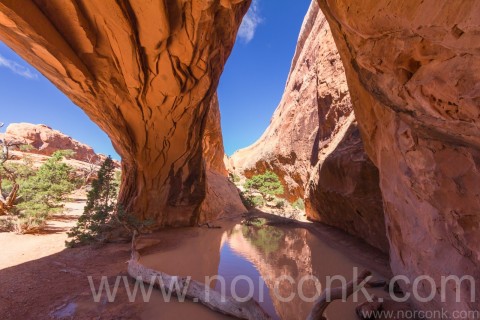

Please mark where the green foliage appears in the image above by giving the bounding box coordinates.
[54,149,76,159]
[244,171,284,197]
[18,144,34,152]
[242,225,284,256]
[292,198,305,210]
[240,191,264,209]
[0,156,34,198]
[114,170,122,191]
[66,156,118,247]
[7,156,35,179]
[251,195,264,207]
[19,151,75,208]
[16,151,76,230]
[274,199,285,209]
[240,191,254,209]
[67,157,151,247]
[229,173,241,183]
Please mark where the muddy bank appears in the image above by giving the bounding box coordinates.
[0,210,394,320]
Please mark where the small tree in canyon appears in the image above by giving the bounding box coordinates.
[243,171,284,209]
[67,156,152,247]
[17,150,76,230]
[0,124,77,232]
[244,171,284,198]
[67,156,118,246]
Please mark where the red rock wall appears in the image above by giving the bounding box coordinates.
[230,2,388,251]
[200,94,246,222]
[0,0,250,227]
[317,0,480,312]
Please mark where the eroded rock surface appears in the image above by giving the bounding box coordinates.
[230,2,387,251]
[305,123,388,252]
[201,94,246,222]
[317,0,480,312]
[0,0,250,226]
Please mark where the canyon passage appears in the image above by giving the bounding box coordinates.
[0,0,479,318]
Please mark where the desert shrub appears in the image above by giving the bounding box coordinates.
[251,195,264,207]
[114,169,122,190]
[244,171,284,197]
[0,216,17,232]
[240,191,255,209]
[66,157,150,247]
[66,156,118,246]
[274,199,285,209]
[229,173,241,183]
[292,198,305,210]
[16,151,76,231]
[240,191,265,209]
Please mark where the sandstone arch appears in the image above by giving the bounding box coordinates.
[0,0,249,226]
[0,0,479,315]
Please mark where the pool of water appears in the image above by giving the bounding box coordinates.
[140,222,388,320]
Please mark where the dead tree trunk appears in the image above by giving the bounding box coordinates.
[0,183,19,215]
[127,232,271,320]
[306,270,372,320]
[0,137,21,215]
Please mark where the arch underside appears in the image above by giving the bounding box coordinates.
[0,0,479,313]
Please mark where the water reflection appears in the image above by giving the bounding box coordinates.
[220,224,373,320]
[140,223,383,320]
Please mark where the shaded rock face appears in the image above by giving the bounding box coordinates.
[0,0,250,226]
[317,0,480,312]
[230,2,387,251]
[305,123,388,252]
[200,95,246,222]
[2,123,106,163]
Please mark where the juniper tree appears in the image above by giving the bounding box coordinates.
[17,150,76,229]
[66,156,118,246]
[244,171,284,197]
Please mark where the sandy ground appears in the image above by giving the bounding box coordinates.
[0,192,139,320]
[0,198,84,269]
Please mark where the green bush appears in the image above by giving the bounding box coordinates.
[240,192,264,209]
[229,173,241,183]
[251,195,264,207]
[67,157,151,247]
[66,156,118,247]
[292,198,305,210]
[244,171,284,196]
[16,151,76,231]
[274,199,285,208]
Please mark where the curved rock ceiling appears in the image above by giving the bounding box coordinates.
[0,0,250,226]
[0,0,479,314]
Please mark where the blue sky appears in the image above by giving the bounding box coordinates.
[0,0,311,159]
